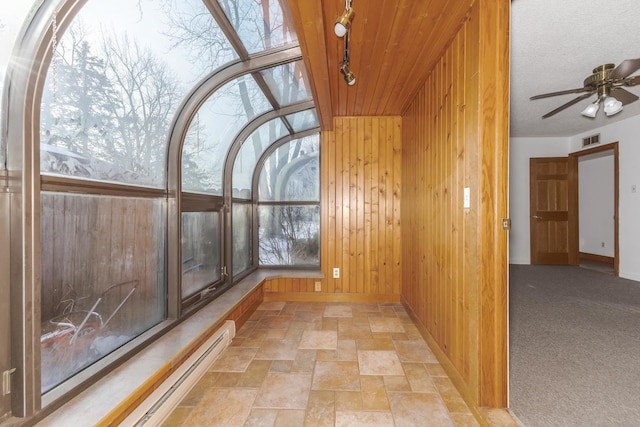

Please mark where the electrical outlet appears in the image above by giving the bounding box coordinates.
[314,281,322,292]
[333,267,340,278]
[602,242,605,248]
[632,184,637,193]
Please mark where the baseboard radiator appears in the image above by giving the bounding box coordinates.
[122,320,236,426]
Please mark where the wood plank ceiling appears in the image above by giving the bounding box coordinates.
[289,0,475,130]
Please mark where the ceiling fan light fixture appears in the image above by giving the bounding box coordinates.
[581,102,600,118]
[603,97,623,116]
[334,7,355,37]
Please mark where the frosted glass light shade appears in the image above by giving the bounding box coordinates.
[604,97,623,116]
[581,102,599,118]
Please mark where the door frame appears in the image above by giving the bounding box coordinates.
[568,142,619,276]
[0,176,11,421]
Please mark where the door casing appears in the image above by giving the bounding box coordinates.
[569,142,619,276]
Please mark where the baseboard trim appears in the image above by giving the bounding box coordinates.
[264,292,401,303]
[401,296,519,427]
[579,252,614,265]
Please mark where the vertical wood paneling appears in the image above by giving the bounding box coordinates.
[401,0,509,409]
[264,116,402,299]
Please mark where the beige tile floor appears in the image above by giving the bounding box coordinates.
[162,301,480,427]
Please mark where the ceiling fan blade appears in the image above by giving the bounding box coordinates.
[609,58,640,80]
[622,75,640,87]
[611,87,639,105]
[530,87,590,100]
[541,91,595,118]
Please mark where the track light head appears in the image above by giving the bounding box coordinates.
[340,63,356,86]
[334,7,355,37]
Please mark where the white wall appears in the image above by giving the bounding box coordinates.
[570,115,640,281]
[509,137,570,264]
[578,152,614,257]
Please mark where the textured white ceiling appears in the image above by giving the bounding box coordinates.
[510,0,640,137]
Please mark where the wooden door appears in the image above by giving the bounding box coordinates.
[530,157,578,265]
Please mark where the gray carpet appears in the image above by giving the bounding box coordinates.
[509,265,640,427]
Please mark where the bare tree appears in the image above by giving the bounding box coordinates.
[101,34,181,180]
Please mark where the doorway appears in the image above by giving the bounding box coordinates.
[528,142,619,275]
[570,142,619,276]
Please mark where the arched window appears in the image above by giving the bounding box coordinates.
[3,0,318,414]
[257,134,320,266]
[37,0,228,393]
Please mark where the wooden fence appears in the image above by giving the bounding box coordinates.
[40,192,166,333]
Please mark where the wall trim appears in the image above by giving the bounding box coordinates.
[578,252,614,265]
[402,297,518,427]
[263,292,401,303]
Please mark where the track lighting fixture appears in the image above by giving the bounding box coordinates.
[340,63,356,85]
[336,0,356,86]
[334,6,355,37]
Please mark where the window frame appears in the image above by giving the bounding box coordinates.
[252,129,321,269]
[5,0,314,419]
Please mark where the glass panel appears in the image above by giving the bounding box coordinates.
[161,0,238,70]
[182,75,271,194]
[232,118,288,198]
[258,205,319,266]
[1,2,36,169]
[40,192,166,393]
[286,109,319,133]
[181,212,221,299]
[233,203,252,275]
[219,0,297,54]
[259,61,311,105]
[259,135,320,201]
[40,0,224,187]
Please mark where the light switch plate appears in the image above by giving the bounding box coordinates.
[463,187,471,208]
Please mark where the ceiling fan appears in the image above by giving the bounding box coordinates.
[530,58,640,118]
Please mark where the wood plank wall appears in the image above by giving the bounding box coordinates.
[401,6,479,397]
[264,116,402,302]
[401,0,509,409]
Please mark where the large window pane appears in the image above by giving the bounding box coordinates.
[40,192,166,392]
[285,109,319,133]
[1,2,36,168]
[258,135,320,202]
[232,118,287,198]
[259,61,311,105]
[258,205,319,266]
[181,212,221,298]
[219,0,297,54]
[233,203,252,275]
[40,0,224,187]
[183,75,271,194]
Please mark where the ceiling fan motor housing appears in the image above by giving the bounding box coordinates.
[584,64,615,96]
